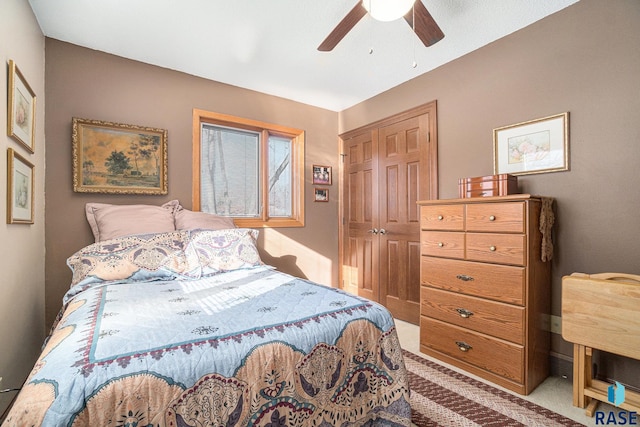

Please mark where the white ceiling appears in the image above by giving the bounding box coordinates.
[28,0,579,112]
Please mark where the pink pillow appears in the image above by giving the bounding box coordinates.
[174,208,235,231]
[85,200,179,242]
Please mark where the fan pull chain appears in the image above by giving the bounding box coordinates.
[368,0,374,54]
[412,46,417,68]
[411,3,418,68]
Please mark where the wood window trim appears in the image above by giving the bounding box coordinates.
[192,108,305,228]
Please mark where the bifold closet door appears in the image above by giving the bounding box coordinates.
[341,103,437,325]
[343,129,379,303]
[377,115,428,325]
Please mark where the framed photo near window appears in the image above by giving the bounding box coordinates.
[312,165,332,185]
[7,148,34,224]
[7,60,36,153]
[314,188,329,202]
[493,112,569,176]
[72,117,168,194]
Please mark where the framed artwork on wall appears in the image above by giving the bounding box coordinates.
[312,165,332,185]
[314,188,329,202]
[7,59,36,153]
[7,148,34,224]
[493,112,569,176]
[72,117,168,195]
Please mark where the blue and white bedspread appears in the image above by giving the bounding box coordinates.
[4,229,410,427]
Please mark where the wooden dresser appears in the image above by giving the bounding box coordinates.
[417,194,551,395]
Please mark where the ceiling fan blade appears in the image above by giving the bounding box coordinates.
[318,3,367,51]
[404,0,444,47]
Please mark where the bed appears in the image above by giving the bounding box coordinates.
[3,223,411,426]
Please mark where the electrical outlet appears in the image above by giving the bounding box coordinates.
[550,315,562,334]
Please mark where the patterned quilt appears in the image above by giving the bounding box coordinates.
[3,229,411,427]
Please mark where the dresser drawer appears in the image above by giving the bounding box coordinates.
[466,233,526,266]
[420,317,524,383]
[420,205,464,231]
[421,287,524,344]
[466,202,525,233]
[421,257,524,304]
[421,231,464,259]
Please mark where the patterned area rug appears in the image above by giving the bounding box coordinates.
[403,350,584,426]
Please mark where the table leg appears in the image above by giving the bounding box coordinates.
[573,344,588,408]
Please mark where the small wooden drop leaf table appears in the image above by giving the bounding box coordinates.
[562,272,640,416]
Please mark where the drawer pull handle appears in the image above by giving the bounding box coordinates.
[456,308,474,318]
[456,274,474,282]
[489,245,497,251]
[438,242,444,247]
[456,341,472,352]
[437,215,444,221]
[489,215,496,221]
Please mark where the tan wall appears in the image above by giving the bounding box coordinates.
[44,40,339,328]
[0,0,46,416]
[340,0,640,383]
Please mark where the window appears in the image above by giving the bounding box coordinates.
[192,109,304,227]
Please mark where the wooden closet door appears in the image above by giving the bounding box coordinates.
[342,130,379,302]
[378,114,430,324]
[340,102,437,325]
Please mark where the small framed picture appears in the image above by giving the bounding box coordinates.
[7,148,34,224]
[7,60,36,153]
[314,188,329,202]
[312,165,332,185]
[493,112,569,176]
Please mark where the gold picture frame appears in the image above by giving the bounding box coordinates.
[7,148,34,224]
[493,112,569,176]
[72,117,168,194]
[7,60,36,153]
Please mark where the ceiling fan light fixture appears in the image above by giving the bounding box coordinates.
[363,0,415,22]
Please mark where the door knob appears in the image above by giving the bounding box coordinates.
[368,228,378,234]
[379,228,387,235]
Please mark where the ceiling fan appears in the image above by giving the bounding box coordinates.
[318,0,444,52]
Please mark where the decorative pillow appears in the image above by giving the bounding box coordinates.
[66,231,200,300]
[175,208,236,231]
[186,228,263,276]
[85,200,179,242]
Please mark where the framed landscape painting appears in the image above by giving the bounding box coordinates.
[72,117,168,194]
